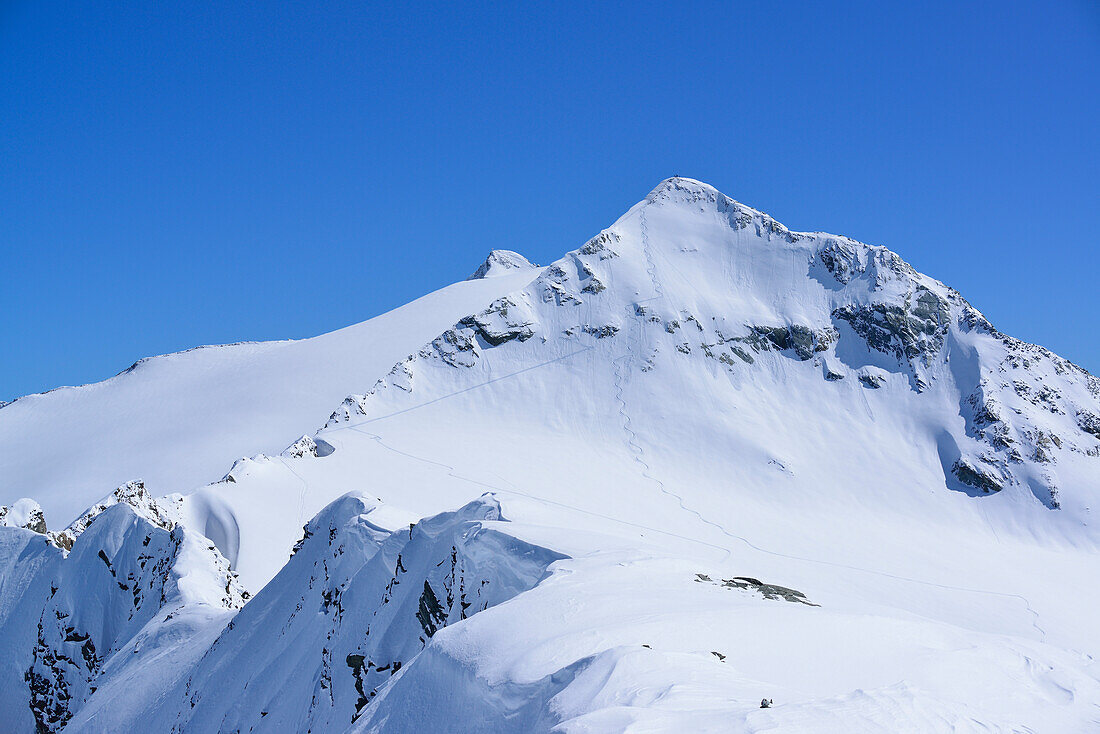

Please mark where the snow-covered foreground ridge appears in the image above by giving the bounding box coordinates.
[2,177,1099,732]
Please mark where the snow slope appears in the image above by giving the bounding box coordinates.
[0,258,541,526]
[2,178,1099,732]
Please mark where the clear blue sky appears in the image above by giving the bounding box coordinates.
[3,1,1098,400]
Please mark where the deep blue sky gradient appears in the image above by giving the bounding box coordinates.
[3,1,1099,399]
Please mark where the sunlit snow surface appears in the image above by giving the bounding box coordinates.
[2,179,1099,732]
[0,263,542,526]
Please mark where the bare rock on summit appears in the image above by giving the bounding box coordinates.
[0,498,48,534]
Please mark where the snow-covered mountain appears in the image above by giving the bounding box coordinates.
[2,178,1098,732]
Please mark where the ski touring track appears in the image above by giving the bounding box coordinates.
[277,456,311,529]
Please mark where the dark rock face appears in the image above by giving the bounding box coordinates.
[859,374,885,389]
[952,460,1003,494]
[460,297,535,347]
[832,287,950,368]
[579,230,620,259]
[814,238,917,290]
[25,617,102,734]
[742,325,838,361]
[1077,411,1100,439]
[693,573,819,607]
[816,240,860,284]
[25,513,48,535]
[282,435,336,459]
[582,324,619,339]
[283,435,321,458]
[686,320,839,369]
[415,580,448,639]
[431,328,480,368]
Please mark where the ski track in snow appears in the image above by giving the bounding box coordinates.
[276,456,310,528]
[639,207,666,303]
[335,422,734,559]
[348,346,595,427]
[611,208,738,562]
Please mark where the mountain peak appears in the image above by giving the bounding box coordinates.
[643,176,725,207]
[467,250,539,280]
[642,176,773,227]
[648,175,719,196]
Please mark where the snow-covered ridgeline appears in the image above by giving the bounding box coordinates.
[0,486,245,733]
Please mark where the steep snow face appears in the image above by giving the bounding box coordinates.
[0,267,544,526]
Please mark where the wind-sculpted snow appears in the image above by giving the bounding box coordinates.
[0,498,48,533]
[0,491,245,733]
[103,494,565,733]
[2,177,1100,731]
